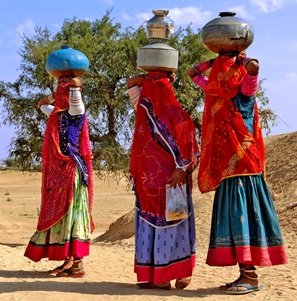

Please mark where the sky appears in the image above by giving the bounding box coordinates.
[0,0,297,159]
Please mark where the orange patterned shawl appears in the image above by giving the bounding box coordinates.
[198,55,266,193]
[37,79,94,231]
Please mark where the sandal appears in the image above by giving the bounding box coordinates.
[219,275,242,290]
[175,277,191,290]
[56,259,85,278]
[225,283,263,295]
[137,282,171,290]
[48,258,73,276]
[222,266,263,294]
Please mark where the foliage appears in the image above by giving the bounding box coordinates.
[169,26,214,134]
[0,12,147,172]
[0,13,277,173]
[256,79,278,135]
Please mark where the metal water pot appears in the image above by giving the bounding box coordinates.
[46,45,89,78]
[146,9,174,44]
[137,43,178,72]
[137,10,178,72]
[201,12,254,53]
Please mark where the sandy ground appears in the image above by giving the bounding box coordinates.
[0,143,296,301]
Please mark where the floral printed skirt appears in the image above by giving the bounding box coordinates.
[24,171,91,262]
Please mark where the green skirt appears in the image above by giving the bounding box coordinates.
[24,170,91,262]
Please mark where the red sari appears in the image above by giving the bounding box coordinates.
[197,55,288,267]
[130,72,199,284]
[37,79,94,232]
[198,55,266,193]
[130,72,199,217]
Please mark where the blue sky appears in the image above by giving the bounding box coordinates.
[0,0,297,159]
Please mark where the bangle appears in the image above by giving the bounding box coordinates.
[192,64,201,75]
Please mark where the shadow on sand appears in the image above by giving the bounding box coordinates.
[0,242,25,248]
[0,270,226,298]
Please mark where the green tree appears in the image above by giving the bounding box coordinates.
[170,26,214,134]
[0,13,276,173]
[0,13,147,176]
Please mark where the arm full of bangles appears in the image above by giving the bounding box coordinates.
[127,74,145,89]
[126,74,145,110]
[187,59,214,90]
[68,77,85,116]
[236,53,260,97]
[37,77,85,117]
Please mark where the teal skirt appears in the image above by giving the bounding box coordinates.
[206,174,288,266]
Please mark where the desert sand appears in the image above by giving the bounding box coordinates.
[0,132,297,300]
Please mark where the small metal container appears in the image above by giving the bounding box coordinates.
[146,9,174,43]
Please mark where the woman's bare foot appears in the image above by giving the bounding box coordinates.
[175,277,191,290]
[137,282,171,290]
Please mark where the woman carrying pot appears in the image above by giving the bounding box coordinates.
[24,47,94,277]
[127,10,200,290]
[188,49,288,294]
[127,70,199,290]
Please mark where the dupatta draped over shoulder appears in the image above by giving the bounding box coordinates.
[198,55,266,193]
[37,79,94,231]
[130,71,199,217]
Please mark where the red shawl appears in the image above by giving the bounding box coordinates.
[130,72,199,216]
[37,79,94,231]
[198,55,266,193]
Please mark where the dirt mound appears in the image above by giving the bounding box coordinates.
[96,131,297,242]
[93,209,135,242]
[265,131,297,233]
[265,131,297,192]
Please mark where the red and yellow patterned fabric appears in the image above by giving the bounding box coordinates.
[198,55,266,193]
[37,79,94,231]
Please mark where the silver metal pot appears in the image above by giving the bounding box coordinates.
[137,43,178,72]
[201,12,254,53]
[146,9,174,44]
[137,10,178,72]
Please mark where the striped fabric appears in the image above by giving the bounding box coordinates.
[69,87,85,115]
[127,85,142,109]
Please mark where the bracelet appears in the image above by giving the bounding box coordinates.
[192,64,201,75]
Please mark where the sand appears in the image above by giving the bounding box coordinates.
[0,132,297,300]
